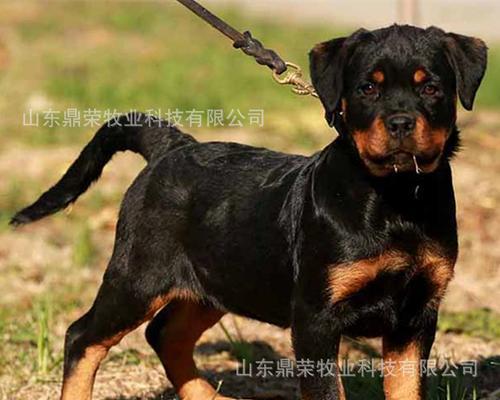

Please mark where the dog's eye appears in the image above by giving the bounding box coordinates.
[359,83,378,96]
[422,84,439,96]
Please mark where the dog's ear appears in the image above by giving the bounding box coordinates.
[444,33,487,110]
[310,29,367,126]
[309,37,348,126]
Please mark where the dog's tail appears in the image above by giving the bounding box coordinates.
[10,112,195,226]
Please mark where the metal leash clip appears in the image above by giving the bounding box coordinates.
[272,62,318,98]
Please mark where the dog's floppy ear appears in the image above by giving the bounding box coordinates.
[444,33,487,110]
[310,29,367,126]
[309,37,348,126]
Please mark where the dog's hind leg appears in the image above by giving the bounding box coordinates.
[145,299,236,400]
[60,267,174,400]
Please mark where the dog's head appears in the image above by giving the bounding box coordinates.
[310,25,487,176]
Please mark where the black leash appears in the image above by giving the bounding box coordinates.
[176,0,318,98]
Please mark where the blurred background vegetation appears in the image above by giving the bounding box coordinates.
[0,1,498,147]
[0,1,499,399]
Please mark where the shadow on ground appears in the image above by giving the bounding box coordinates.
[105,340,499,400]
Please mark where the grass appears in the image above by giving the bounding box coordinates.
[0,298,56,385]
[341,363,479,400]
[0,2,499,399]
[0,181,23,231]
[1,1,498,148]
[219,318,255,364]
[73,222,96,267]
[0,1,340,146]
[35,299,53,375]
[478,46,500,108]
[215,315,494,400]
[439,308,500,340]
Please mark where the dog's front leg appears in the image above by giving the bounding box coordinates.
[292,299,345,400]
[382,309,438,400]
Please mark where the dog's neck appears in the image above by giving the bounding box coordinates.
[443,125,461,160]
[315,135,453,207]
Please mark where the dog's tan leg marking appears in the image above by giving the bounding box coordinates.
[381,246,454,400]
[154,300,231,400]
[60,294,175,400]
[382,341,422,400]
[60,344,108,400]
[327,251,411,304]
[337,353,347,400]
[418,248,455,309]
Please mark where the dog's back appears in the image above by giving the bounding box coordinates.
[12,113,311,325]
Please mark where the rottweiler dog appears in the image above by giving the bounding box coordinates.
[12,24,487,400]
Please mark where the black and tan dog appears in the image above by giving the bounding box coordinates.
[12,25,487,400]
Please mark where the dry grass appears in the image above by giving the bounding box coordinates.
[1,112,500,399]
[0,1,499,399]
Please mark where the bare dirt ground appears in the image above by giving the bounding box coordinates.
[0,1,498,398]
[0,110,499,399]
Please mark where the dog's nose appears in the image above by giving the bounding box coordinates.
[386,114,416,138]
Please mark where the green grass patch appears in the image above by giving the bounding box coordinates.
[1,2,499,148]
[39,6,330,112]
[477,46,500,108]
[73,223,97,267]
[0,2,342,146]
[0,283,93,394]
[438,308,500,340]
[0,179,45,232]
[34,299,53,375]
[219,319,255,363]
[0,297,57,379]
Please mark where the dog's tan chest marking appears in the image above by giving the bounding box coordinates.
[327,246,454,305]
[327,251,411,304]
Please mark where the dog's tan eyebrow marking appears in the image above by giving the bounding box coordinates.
[413,68,427,84]
[372,70,385,83]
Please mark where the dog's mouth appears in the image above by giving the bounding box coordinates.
[366,149,442,175]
